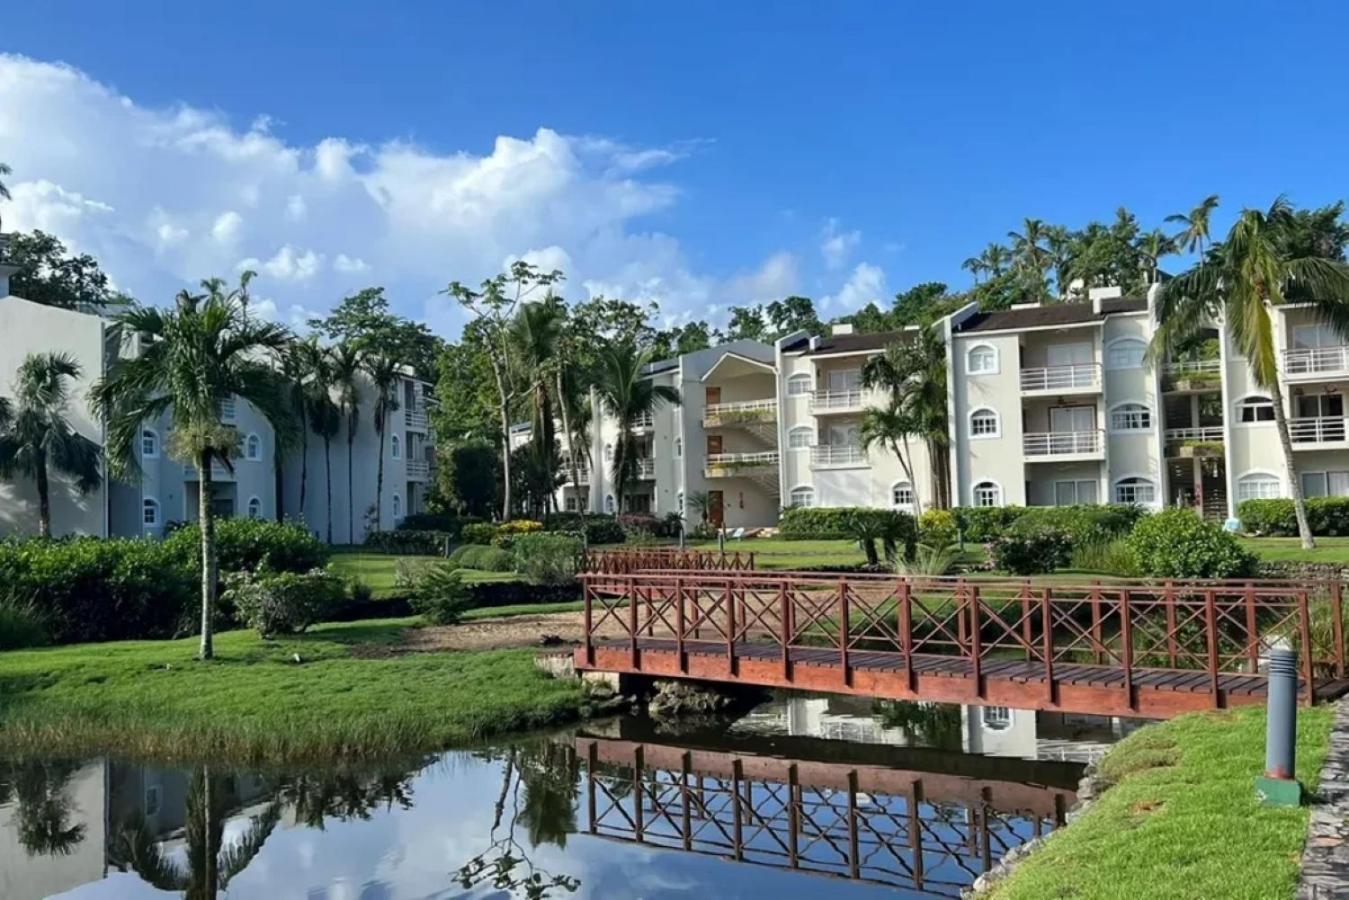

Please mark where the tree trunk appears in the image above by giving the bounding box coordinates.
[298,423,309,518]
[1268,378,1316,549]
[375,410,386,532]
[555,374,583,525]
[894,437,922,519]
[347,432,355,543]
[613,429,628,518]
[323,436,333,544]
[35,452,51,539]
[274,454,284,523]
[492,362,513,522]
[198,451,216,660]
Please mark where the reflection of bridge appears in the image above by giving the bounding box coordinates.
[578,571,1349,717]
[577,736,1072,895]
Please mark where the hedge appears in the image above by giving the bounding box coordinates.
[364,529,452,556]
[336,580,579,621]
[778,506,916,542]
[397,512,481,538]
[954,504,1147,543]
[164,518,329,573]
[1239,497,1349,536]
[541,513,626,545]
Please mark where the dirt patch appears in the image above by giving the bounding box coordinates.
[359,609,629,655]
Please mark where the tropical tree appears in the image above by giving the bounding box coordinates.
[1166,194,1221,257]
[1152,197,1349,549]
[1137,228,1177,285]
[593,344,679,514]
[307,352,341,545]
[278,337,324,522]
[365,354,402,531]
[960,254,987,284]
[91,274,291,660]
[329,343,363,543]
[860,329,950,510]
[513,297,565,512]
[1008,218,1051,290]
[858,399,924,519]
[0,352,102,538]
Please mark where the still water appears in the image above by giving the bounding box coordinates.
[1,695,1134,899]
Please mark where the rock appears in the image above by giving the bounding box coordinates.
[538,634,564,647]
[647,680,740,719]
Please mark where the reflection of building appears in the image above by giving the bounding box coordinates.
[0,760,107,900]
[106,761,272,845]
[734,694,917,746]
[961,705,1143,763]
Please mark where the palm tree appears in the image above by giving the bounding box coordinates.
[961,255,987,284]
[91,273,291,660]
[861,329,950,510]
[1008,218,1051,284]
[307,353,340,545]
[276,338,319,523]
[0,161,11,232]
[365,354,402,532]
[593,344,679,515]
[1152,197,1349,549]
[0,352,102,538]
[859,399,924,518]
[1045,225,1074,298]
[1166,194,1221,257]
[979,243,1011,278]
[513,298,565,512]
[329,343,363,543]
[1137,229,1177,285]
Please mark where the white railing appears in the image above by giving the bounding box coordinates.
[1019,364,1100,392]
[564,465,591,484]
[183,462,234,481]
[633,412,655,429]
[406,459,431,481]
[810,444,867,467]
[1023,430,1103,457]
[1290,417,1349,444]
[703,398,777,422]
[404,406,428,430]
[1163,359,1221,376]
[705,451,780,476]
[1165,426,1225,442]
[636,458,656,478]
[809,388,868,412]
[1283,346,1349,378]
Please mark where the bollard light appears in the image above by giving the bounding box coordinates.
[1255,647,1303,807]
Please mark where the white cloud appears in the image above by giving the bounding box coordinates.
[239,244,324,282]
[820,217,861,270]
[821,262,887,311]
[211,210,243,243]
[285,194,307,221]
[333,253,369,274]
[723,251,799,305]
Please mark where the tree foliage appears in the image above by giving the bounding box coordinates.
[5,230,129,311]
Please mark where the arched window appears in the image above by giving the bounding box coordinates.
[788,425,814,450]
[391,434,402,459]
[891,482,914,509]
[788,486,815,508]
[674,437,682,457]
[1237,472,1281,502]
[973,481,1000,507]
[1109,402,1152,432]
[605,494,616,513]
[1106,338,1147,370]
[787,373,813,396]
[245,433,262,461]
[981,706,1012,731]
[967,344,998,375]
[1238,396,1275,424]
[141,428,159,459]
[142,497,160,527]
[392,493,402,519]
[1114,476,1157,505]
[247,496,262,519]
[969,408,1000,438]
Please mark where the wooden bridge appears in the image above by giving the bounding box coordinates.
[576,569,1349,718]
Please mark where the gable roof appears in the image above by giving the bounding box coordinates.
[955,298,1146,334]
[800,329,910,357]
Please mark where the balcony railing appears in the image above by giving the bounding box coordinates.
[406,459,431,481]
[809,388,869,413]
[563,465,591,485]
[1164,426,1225,442]
[1019,364,1100,392]
[636,458,656,479]
[183,462,234,482]
[633,412,655,430]
[1023,430,1103,457]
[1163,359,1221,376]
[810,444,867,467]
[702,398,777,427]
[1283,346,1349,378]
[1290,417,1349,445]
[404,406,428,430]
[705,451,779,477]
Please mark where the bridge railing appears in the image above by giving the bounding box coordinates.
[581,547,756,575]
[580,572,1345,706]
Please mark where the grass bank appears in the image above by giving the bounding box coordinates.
[1239,536,1349,565]
[0,618,587,765]
[329,550,522,597]
[991,704,1335,900]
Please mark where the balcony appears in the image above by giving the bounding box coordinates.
[1162,359,1222,393]
[1290,417,1349,446]
[406,459,432,481]
[1023,430,1104,459]
[633,412,655,431]
[810,388,871,415]
[702,398,777,429]
[183,461,235,482]
[1019,364,1100,394]
[810,444,867,469]
[1283,346,1349,381]
[404,405,428,431]
[1164,426,1225,458]
[705,451,779,478]
[563,465,591,485]
[1164,426,1224,442]
[636,457,656,479]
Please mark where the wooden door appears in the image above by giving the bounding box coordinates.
[706,434,723,455]
[708,490,724,527]
[705,386,721,406]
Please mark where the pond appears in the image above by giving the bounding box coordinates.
[1,695,1138,899]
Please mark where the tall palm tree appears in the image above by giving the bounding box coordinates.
[1152,197,1349,549]
[979,243,1011,278]
[859,399,924,518]
[593,344,679,515]
[91,273,291,660]
[960,255,987,284]
[861,329,951,510]
[329,343,363,543]
[365,354,401,532]
[1044,225,1074,299]
[307,353,340,545]
[512,298,565,512]
[1137,229,1177,285]
[0,352,102,538]
[0,161,11,232]
[1166,194,1221,257]
[1008,218,1050,281]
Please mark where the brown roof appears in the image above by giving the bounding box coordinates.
[957,298,1146,334]
[800,329,910,356]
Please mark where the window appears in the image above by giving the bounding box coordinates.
[1238,396,1275,424]
[788,426,814,450]
[392,493,402,519]
[981,706,1012,731]
[604,443,613,460]
[1239,473,1282,501]
[391,434,402,459]
[1054,480,1098,506]
[141,428,159,459]
[970,408,1000,438]
[245,433,262,461]
[1106,338,1147,370]
[1293,324,1340,349]
[1114,476,1157,505]
[678,491,685,514]
[565,494,580,513]
[1109,403,1152,432]
[247,496,262,519]
[1302,471,1349,499]
[892,482,915,508]
[787,374,813,396]
[142,498,160,527]
[967,344,998,375]
[218,397,237,422]
[674,437,682,457]
[605,494,616,514]
[789,486,815,508]
[973,481,1000,507]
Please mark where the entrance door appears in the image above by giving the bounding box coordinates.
[706,434,723,456]
[828,369,861,391]
[708,490,724,527]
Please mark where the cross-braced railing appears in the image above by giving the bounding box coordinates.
[580,572,1347,710]
[581,547,756,575]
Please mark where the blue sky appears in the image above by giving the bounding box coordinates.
[2,2,1347,333]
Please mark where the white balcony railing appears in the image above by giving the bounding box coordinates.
[404,406,428,430]
[636,457,656,479]
[1019,364,1100,392]
[633,412,655,430]
[705,451,779,476]
[1163,359,1221,376]
[406,459,431,481]
[809,388,869,413]
[1290,417,1349,445]
[1023,430,1103,457]
[563,465,590,485]
[703,398,777,424]
[1165,426,1225,442]
[810,444,867,467]
[183,462,234,482]
[1284,346,1349,378]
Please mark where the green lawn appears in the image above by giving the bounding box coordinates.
[328,550,522,597]
[686,537,868,570]
[0,619,586,764]
[1239,536,1349,564]
[992,704,1335,900]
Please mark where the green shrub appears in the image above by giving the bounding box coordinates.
[896,542,959,576]
[779,506,917,545]
[223,568,348,637]
[1126,509,1257,579]
[396,512,469,536]
[447,545,515,572]
[953,506,1027,542]
[843,509,918,565]
[492,519,544,550]
[364,529,451,555]
[1070,538,1137,575]
[918,509,958,548]
[409,563,473,625]
[512,533,584,586]
[461,522,497,545]
[164,518,329,573]
[394,556,433,590]
[0,594,50,650]
[1012,505,1146,545]
[1239,497,1349,536]
[347,579,374,606]
[989,527,1073,575]
[542,514,626,545]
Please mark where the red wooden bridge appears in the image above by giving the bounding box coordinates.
[576,569,1349,718]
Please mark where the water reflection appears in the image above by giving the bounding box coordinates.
[0,698,1121,899]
